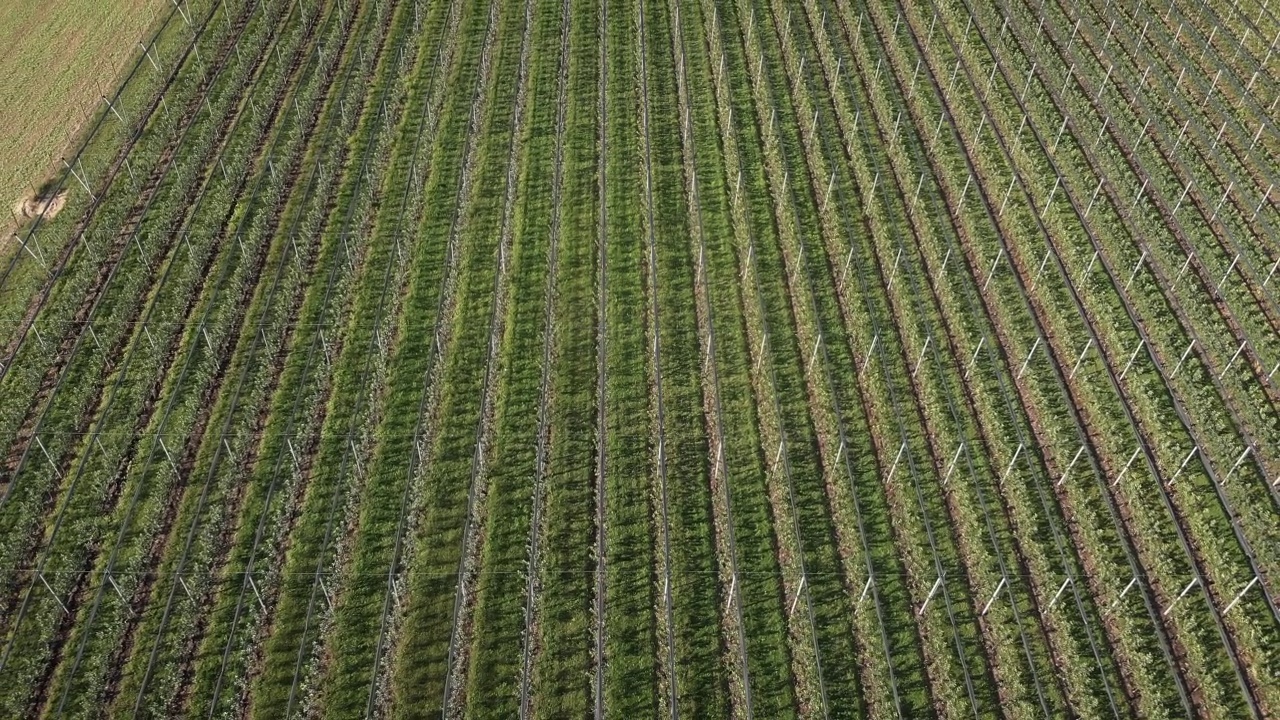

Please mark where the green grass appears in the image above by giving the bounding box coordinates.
[0,0,163,223]
[2,0,1278,716]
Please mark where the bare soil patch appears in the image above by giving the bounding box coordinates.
[12,188,68,222]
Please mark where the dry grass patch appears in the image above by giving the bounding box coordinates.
[0,0,162,233]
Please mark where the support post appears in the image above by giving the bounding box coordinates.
[982,248,1004,293]
[999,444,1024,487]
[319,574,333,607]
[1085,177,1104,218]
[859,334,878,377]
[964,336,984,380]
[1016,336,1041,379]
[1069,338,1093,379]
[35,436,62,478]
[139,42,160,72]
[1047,577,1072,610]
[998,176,1016,217]
[1119,339,1145,380]
[62,158,96,201]
[886,441,907,482]
[1222,446,1252,484]
[1057,445,1086,487]
[1223,576,1259,614]
[911,336,931,378]
[1083,249,1099,277]
[981,576,1008,616]
[1041,175,1061,219]
[1163,577,1199,616]
[885,248,903,290]
[1111,446,1142,487]
[172,0,191,25]
[107,572,130,607]
[103,95,127,125]
[1169,446,1198,485]
[919,575,944,616]
[1051,113,1069,152]
[1217,341,1247,380]
[942,442,964,485]
[39,573,70,615]
[158,437,179,476]
[1215,254,1240,292]
[178,574,194,601]
[247,573,267,613]
[1172,180,1193,215]
[789,575,806,619]
[1124,250,1147,292]
[1170,339,1195,378]
[1106,576,1138,614]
